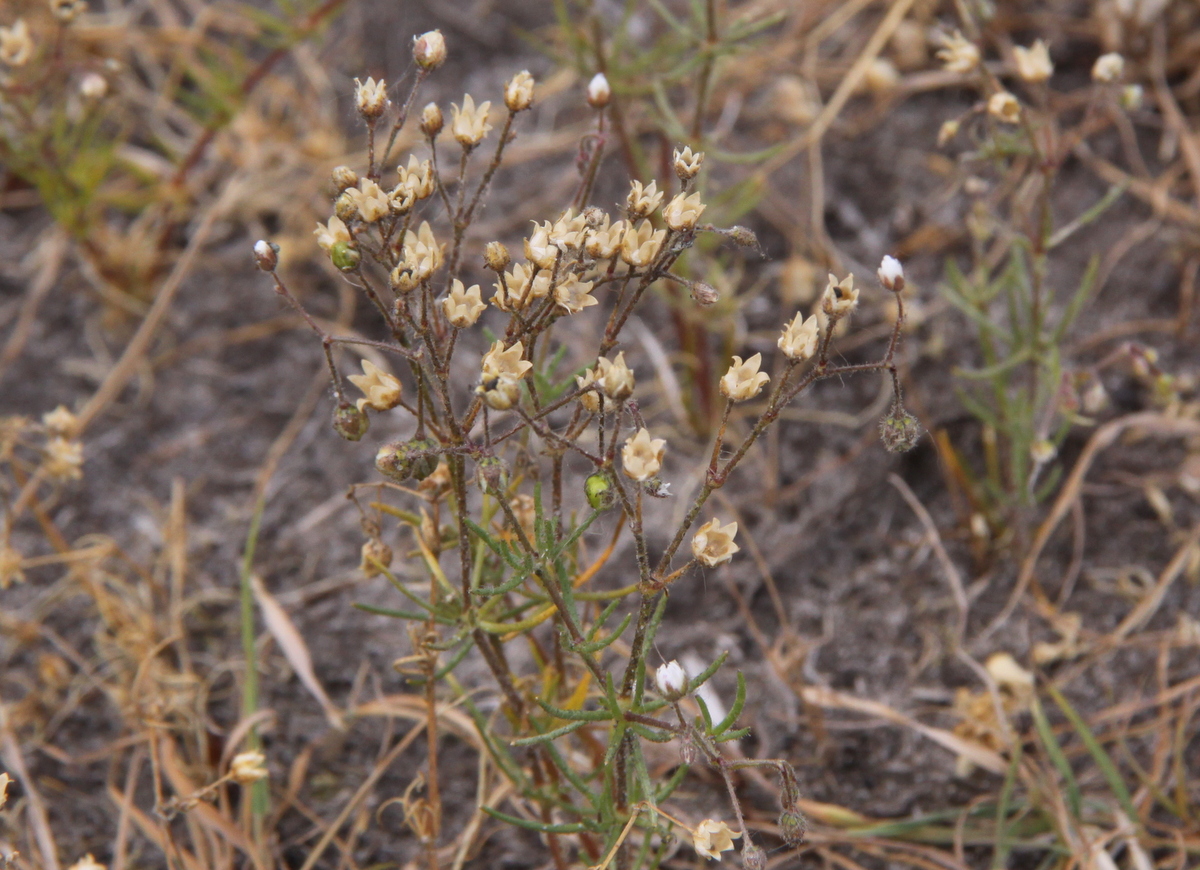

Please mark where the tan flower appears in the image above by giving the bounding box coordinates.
[0,20,34,67]
[662,192,705,232]
[1013,40,1053,83]
[550,208,589,250]
[450,94,492,147]
[691,518,739,567]
[42,405,78,438]
[720,353,770,402]
[354,76,388,119]
[0,544,25,589]
[481,340,532,383]
[575,365,601,413]
[692,819,740,860]
[314,216,351,252]
[492,262,548,312]
[44,437,83,480]
[987,91,1021,124]
[504,69,535,111]
[0,770,10,807]
[359,538,393,578]
[478,378,521,411]
[821,272,859,318]
[397,155,435,200]
[863,57,899,93]
[936,31,980,74]
[597,352,635,401]
[626,180,664,218]
[67,854,106,870]
[778,312,820,361]
[401,221,443,281]
[622,428,665,482]
[1092,52,1124,83]
[524,220,558,270]
[554,275,597,314]
[230,751,268,785]
[442,279,486,328]
[349,359,403,413]
[620,221,665,268]
[585,217,625,259]
[673,146,704,180]
[346,178,390,223]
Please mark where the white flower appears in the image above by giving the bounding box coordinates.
[654,660,687,699]
[1092,52,1124,83]
[691,518,739,567]
[877,255,904,291]
[450,94,492,147]
[1013,40,1053,83]
[586,72,610,108]
[778,313,819,361]
[621,428,665,482]
[987,91,1021,124]
[719,354,770,402]
[692,819,740,860]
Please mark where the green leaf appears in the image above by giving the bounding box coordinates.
[536,698,613,722]
[481,807,587,834]
[714,671,746,734]
[1045,685,1139,823]
[511,719,589,746]
[1030,696,1082,819]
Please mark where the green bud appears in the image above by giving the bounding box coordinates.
[375,441,412,482]
[475,455,508,492]
[332,401,369,441]
[406,438,440,481]
[778,809,807,847]
[331,241,360,272]
[585,471,614,510]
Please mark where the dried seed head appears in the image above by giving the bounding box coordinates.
[620,221,665,268]
[42,405,77,438]
[359,538,393,577]
[346,178,390,222]
[742,843,767,870]
[44,437,83,480]
[586,72,611,108]
[475,455,508,492]
[332,401,370,441]
[504,69,535,112]
[596,352,635,402]
[483,241,511,271]
[420,102,444,137]
[821,272,859,318]
[330,165,358,192]
[878,405,922,453]
[354,77,388,120]
[412,30,446,70]
[727,225,761,251]
[253,240,279,272]
[626,180,664,219]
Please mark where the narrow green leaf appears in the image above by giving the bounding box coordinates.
[1046,685,1139,823]
[511,719,588,746]
[1030,696,1082,819]
[714,671,746,734]
[481,806,587,834]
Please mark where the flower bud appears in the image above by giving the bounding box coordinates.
[406,438,441,481]
[334,191,358,222]
[420,102,444,137]
[413,30,446,70]
[504,70,535,112]
[586,72,611,108]
[332,401,369,441]
[727,225,761,252]
[690,281,719,306]
[878,405,922,453]
[483,240,511,271]
[230,751,268,785]
[654,660,687,700]
[253,240,279,272]
[376,442,413,482]
[742,843,767,870]
[877,255,904,292]
[330,165,358,192]
[1119,84,1143,111]
[778,809,807,846]
[673,146,704,180]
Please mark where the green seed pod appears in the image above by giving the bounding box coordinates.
[778,809,807,847]
[332,401,369,441]
[475,455,508,492]
[330,241,360,272]
[585,471,614,510]
[375,441,412,482]
[406,438,440,481]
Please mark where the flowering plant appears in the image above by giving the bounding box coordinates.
[255,29,916,869]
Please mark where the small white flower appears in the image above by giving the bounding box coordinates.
[655,660,687,699]
[586,72,610,108]
[1092,52,1124,83]
[877,255,904,291]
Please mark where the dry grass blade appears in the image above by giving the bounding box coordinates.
[251,575,346,731]
[0,714,60,870]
